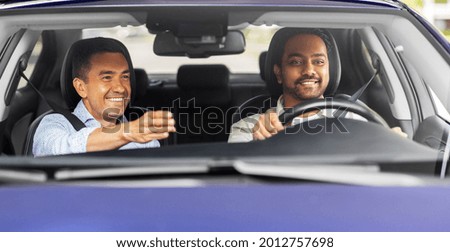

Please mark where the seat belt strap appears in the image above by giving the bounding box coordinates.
[333,64,380,118]
[19,69,86,131]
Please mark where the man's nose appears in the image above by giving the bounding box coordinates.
[112,77,127,93]
[301,62,315,76]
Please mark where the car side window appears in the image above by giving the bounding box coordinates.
[427,85,450,123]
[17,36,42,89]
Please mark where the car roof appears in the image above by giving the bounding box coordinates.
[0,0,401,10]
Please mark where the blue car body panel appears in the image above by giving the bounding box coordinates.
[1,184,450,231]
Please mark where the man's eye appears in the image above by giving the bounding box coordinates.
[313,59,325,65]
[102,75,112,80]
[122,75,130,80]
[289,60,303,65]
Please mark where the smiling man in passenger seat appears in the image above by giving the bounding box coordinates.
[33,38,176,156]
[228,28,406,143]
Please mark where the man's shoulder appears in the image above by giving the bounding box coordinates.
[40,112,71,123]
[37,112,79,131]
[343,111,367,121]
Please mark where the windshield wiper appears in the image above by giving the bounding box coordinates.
[0,167,46,182]
[0,156,213,181]
[0,155,443,186]
[55,163,209,180]
[233,161,427,187]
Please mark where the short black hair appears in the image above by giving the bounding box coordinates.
[71,37,128,82]
[271,28,333,67]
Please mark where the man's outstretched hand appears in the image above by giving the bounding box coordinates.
[123,110,176,143]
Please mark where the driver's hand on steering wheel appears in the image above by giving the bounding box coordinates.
[251,107,408,140]
[252,109,284,140]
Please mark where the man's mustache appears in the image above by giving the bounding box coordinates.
[295,75,321,84]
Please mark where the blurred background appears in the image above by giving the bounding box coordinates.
[404,0,450,40]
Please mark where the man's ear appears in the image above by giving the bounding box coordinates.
[273,64,282,85]
[73,78,87,98]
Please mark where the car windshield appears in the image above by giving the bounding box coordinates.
[0,0,449,187]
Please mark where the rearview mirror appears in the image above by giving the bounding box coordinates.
[153,30,245,58]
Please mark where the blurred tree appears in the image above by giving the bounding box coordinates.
[402,0,450,40]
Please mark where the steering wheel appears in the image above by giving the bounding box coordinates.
[278,98,389,128]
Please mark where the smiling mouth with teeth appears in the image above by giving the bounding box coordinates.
[107,97,126,102]
[297,79,320,85]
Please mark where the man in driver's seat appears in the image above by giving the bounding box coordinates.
[228,28,405,143]
[33,38,176,156]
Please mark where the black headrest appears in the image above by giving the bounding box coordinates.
[60,37,136,111]
[264,28,341,97]
[177,64,231,106]
[177,64,229,90]
[133,68,148,102]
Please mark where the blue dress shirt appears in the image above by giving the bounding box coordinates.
[33,101,160,157]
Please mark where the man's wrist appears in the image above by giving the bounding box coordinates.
[101,123,129,142]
